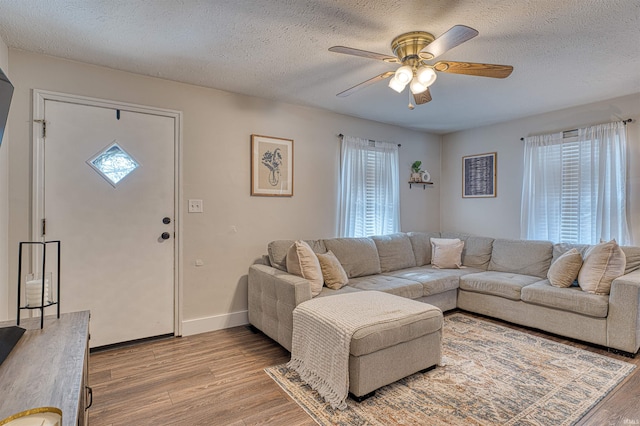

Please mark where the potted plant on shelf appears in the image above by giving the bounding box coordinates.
[411,161,423,182]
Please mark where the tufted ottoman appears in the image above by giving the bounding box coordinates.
[347,296,443,399]
[290,291,443,404]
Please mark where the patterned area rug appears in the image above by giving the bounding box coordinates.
[265,313,635,425]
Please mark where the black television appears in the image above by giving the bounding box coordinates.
[0,67,14,147]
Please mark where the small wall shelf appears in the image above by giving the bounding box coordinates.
[408,181,434,189]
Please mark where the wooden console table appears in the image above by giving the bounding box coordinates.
[0,311,90,426]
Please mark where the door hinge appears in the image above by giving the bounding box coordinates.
[41,218,46,236]
[34,119,47,138]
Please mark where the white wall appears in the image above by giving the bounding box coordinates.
[0,36,8,321]
[441,93,640,245]
[7,50,441,331]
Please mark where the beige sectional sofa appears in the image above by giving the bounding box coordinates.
[248,232,640,356]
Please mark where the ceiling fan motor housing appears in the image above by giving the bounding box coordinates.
[391,31,435,63]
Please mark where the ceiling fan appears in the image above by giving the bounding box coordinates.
[329,25,513,109]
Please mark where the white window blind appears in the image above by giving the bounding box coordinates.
[339,136,400,238]
[521,121,630,245]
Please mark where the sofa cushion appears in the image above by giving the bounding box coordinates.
[541,242,639,276]
[371,233,416,272]
[350,303,443,356]
[430,238,464,269]
[286,240,324,297]
[317,285,362,298]
[578,240,626,295]
[347,275,423,299]
[460,271,542,300]
[407,231,440,266]
[385,267,461,296]
[488,239,553,279]
[316,250,349,290]
[547,248,583,288]
[268,239,326,271]
[621,245,640,274]
[552,243,590,262]
[323,238,381,278]
[521,280,609,318]
[440,232,494,270]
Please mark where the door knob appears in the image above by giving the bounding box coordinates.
[161,232,171,240]
[163,217,171,224]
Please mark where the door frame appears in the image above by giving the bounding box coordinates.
[32,89,184,336]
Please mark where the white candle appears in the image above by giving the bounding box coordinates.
[25,278,49,307]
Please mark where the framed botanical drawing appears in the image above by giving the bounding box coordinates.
[462,152,497,198]
[251,134,294,197]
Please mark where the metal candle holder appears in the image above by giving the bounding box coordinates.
[17,241,61,329]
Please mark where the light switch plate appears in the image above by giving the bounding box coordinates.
[188,199,203,213]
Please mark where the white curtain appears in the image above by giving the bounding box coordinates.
[521,121,630,245]
[339,135,400,237]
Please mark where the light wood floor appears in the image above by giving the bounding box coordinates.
[88,312,640,426]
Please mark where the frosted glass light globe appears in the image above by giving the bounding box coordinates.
[394,65,413,85]
[388,76,408,93]
[416,66,437,87]
[410,77,427,94]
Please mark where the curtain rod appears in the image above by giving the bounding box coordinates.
[520,118,633,141]
[338,133,401,147]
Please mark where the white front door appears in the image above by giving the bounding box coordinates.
[34,92,179,348]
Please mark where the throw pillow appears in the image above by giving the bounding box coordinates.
[316,250,349,290]
[578,240,626,295]
[430,238,464,269]
[286,240,324,297]
[547,248,583,288]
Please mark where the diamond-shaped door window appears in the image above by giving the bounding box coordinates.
[88,142,139,187]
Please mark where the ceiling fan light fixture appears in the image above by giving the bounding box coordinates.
[409,77,427,95]
[388,76,407,93]
[416,66,437,87]
[394,65,413,85]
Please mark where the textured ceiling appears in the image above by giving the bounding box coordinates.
[0,0,638,134]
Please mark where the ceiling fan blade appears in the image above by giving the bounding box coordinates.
[337,71,395,97]
[421,25,478,59]
[434,61,513,78]
[413,88,432,105]
[329,46,398,63]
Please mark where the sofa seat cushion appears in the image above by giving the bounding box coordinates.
[350,302,443,356]
[347,275,423,299]
[521,280,609,318]
[427,266,485,278]
[460,271,542,300]
[317,285,362,298]
[385,266,479,296]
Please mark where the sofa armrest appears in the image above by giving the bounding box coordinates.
[607,269,640,354]
[248,264,312,351]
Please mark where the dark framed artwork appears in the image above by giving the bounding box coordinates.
[250,134,294,197]
[462,152,497,198]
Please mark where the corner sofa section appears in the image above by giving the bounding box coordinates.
[248,232,640,356]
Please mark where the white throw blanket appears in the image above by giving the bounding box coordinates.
[287,291,428,410]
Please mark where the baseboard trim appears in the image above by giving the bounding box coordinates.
[181,310,248,336]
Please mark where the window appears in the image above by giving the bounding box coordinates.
[521,121,630,245]
[338,136,400,237]
[88,142,139,186]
